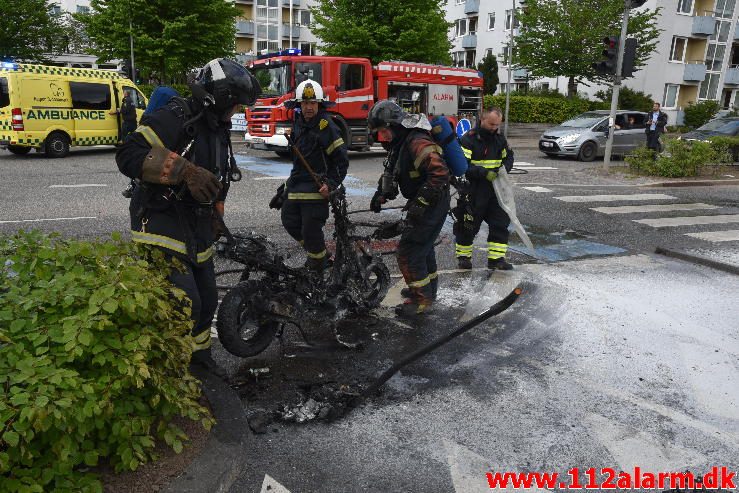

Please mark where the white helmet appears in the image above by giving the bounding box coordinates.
[285,79,335,109]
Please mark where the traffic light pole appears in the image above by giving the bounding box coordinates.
[129,18,135,78]
[603,2,631,168]
[504,0,515,138]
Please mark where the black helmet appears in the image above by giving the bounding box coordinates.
[367,100,406,131]
[191,58,261,116]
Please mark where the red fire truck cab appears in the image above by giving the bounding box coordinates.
[245,49,483,155]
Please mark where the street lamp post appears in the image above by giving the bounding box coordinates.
[503,0,515,138]
[603,1,631,169]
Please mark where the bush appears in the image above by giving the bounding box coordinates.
[683,100,720,128]
[666,125,691,134]
[594,87,654,112]
[708,135,739,162]
[483,94,593,123]
[625,138,731,177]
[0,232,212,492]
[509,87,565,98]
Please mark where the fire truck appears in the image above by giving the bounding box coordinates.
[245,49,483,156]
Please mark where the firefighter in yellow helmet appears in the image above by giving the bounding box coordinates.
[274,79,349,272]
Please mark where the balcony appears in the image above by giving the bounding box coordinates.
[691,12,715,36]
[235,20,255,36]
[512,68,529,79]
[725,65,739,85]
[464,0,479,14]
[282,24,301,38]
[462,34,477,49]
[683,60,707,82]
[282,0,299,5]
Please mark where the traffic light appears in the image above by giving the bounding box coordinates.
[621,38,638,78]
[134,68,141,84]
[592,36,619,76]
[121,59,132,79]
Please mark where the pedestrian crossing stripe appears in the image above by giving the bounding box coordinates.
[556,193,676,203]
[685,230,739,242]
[590,203,719,215]
[634,214,739,228]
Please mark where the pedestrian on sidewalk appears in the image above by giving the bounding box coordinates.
[645,102,668,154]
[454,107,515,271]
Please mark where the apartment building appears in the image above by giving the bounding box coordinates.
[234,0,321,65]
[445,0,739,124]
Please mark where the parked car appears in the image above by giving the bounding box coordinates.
[538,110,648,161]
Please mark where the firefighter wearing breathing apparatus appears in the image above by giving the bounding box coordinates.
[116,58,260,378]
[275,79,349,272]
[368,100,451,318]
[454,107,515,271]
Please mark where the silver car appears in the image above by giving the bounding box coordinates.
[538,110,649,161]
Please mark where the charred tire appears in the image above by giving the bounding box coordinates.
[359,259,390,309]
[45,132,70,158]
[7,145,32,155]
[577,141,597,162]
[216,281,280,357]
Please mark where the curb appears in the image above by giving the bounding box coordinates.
[655,247,739,276]
[163,369,248,493]
[643,179,739,187]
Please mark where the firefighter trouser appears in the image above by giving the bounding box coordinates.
[167,256,218,357]
[397,188,450,306]
[281,199,330,265]
[454,194,511,261]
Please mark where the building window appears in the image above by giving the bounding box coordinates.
[663,84,680,108]
[300,42,317,55]
[699,72,721,99]
[488,12,495,30]
[500,43,511,65]
[257,40,280,53]
[455,19,467,37]
[456,0,464,4]
[468,16,478,35]
[452,51,464,67]
[677,0,693,14]
[49,5,62,15]
[505,10,519,30]
[669,37,687,62]
[485,48,494,58]
[465,50,476,68]
[293,9,311,26]
[706,43,727,71]
[715,0,737,19]
[76,5,90,13]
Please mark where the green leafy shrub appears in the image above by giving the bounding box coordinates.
[594,87,654,112]
[483,94,593,123]
[683,100,720,128]
[625,138,730,177]
[0,232,212,492]
[666,125,691,134]
[708,135,739,162]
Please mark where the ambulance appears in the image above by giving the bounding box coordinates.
[0,62,147,157]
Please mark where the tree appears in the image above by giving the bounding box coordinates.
[594,86,654,111]
[477,52,499,95]
[78,0,239,80]
[0,0,62,63]
[515,0,662,98]
[311,0,452,65]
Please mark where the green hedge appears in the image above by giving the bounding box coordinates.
[0,232,212,492]
[625,137,734,177]
[483,95,605,123]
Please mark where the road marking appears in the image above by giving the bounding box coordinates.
[514,166,557,170]
[260,474,291,493]
[254,176,289,180]
[634,214,739,228]
[0,216,97,224]
[49,184,108,188]
[555,193,676,203]
[591,203,719,215]
[685,229,739,242]
[521,186,552,193]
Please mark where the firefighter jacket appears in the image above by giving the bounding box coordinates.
[390,129,450,201]
[460,128,514,208]
[116,98,231,264]
[286,110,349,201]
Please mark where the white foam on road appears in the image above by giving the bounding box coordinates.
[521,186,552,193]
[260,474,291,493]
[555,193,676,203]
[634,214,739,228]
[253,176,289,180]
[685,229,739,242]
[590,203,719,215]
[0,216,97,224]
[49,184,108,188]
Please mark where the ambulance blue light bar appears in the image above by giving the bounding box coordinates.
[257,48,302,60]
[1,62,18,70]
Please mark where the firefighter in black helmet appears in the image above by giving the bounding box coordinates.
[276,79,349,272]
[368,100,450,318]
[116,58,260,379]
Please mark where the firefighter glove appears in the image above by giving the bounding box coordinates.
[405,198,427,224]
[141,147,222,202]
[182,164,222,203]
[485,170,498,182]
[370,191,385,213]
[269,183,286,210]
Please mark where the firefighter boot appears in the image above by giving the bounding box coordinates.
[488,258,514,271]
[190,348,227,379]
[457,257,472,270]
[395,285,434,319]
[400,276,438,301]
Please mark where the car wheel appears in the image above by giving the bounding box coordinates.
[578,141,597,162]
[7,145,32,155]
[45,132,70,158]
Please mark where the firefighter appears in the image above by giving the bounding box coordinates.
[368,100,450,318]
[454,107,515,270]
[116,58,260,378]
[279,79,349,272]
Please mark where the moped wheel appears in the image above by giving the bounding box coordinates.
[359,259,391,309]
[216,281,280,357]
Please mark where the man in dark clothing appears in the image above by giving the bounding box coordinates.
[368,100,450,318]
[455,107,515,270]
[118,92,139,142]
[116,58,259,378]
[645,102,668,153]
[278,79,349,272]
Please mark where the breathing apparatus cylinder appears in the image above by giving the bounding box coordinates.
[430,116,468,177]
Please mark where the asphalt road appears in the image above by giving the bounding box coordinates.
[1,141,738,493]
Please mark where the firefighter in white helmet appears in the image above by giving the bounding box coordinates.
[271,79,349,272]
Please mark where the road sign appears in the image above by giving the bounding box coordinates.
[456,118,471,137]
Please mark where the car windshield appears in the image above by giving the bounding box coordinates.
[560,113,606,128]
[252,63,291,97]
[697,119,739,134]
